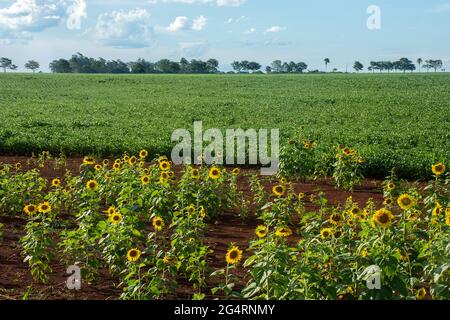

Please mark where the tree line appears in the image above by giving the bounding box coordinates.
[0,54,445,74]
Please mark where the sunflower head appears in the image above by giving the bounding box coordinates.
[160,171,169,182]
[432,203,443,216]
[383,197,393,206]
[191,168,200,179]
[199,206,206,219]
[113,163,121,171]
[255,225,268,238]
[225,246,243,265]
[94,164,102,171]
[350,206,361,216]
[187,205,196,215]
[416,288,427,300]
[152,216,164,231]
[387,182,395,191]
[232,168,241,176]
[128,156,137,166]
[397,194,416,210]
[86,180,99,191]
[38,202,52,213]
[432,163,445,176]
[102,159,109,166]
[209,167,221,179]
[329,213,343,225]
[127,248,141,262]
[298,192,305,200]
[275,227,293,238]
[141,175,150,185]
[106,206,116,216]
[372,208,394,228]
[139,149,148,159]
[83,156,95,165]
[163,255,177,265]
[320,228,334,239]
[445,210,450,227]
[272,185,286,197]
[110,213,123,224]
[15,162,22,170]
[24,204,37,215]
[159,160,171,171]
[51,178,61,187]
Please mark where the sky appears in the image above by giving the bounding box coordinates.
[1,0,449,72]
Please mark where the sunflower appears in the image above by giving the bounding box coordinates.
[320,228,334,239]
[168,171,175,179]
[225,246,243,265]
[416,288,427,300]
[361,249,368,258]
[387,182,395,191]
[113,162,121,171]
[102,159,109,166]
[86,180,99,191]
[272,185,286,197]
[372,208,394,228]
[127,248,141,262]
[329,213,343,225]
[163,255,177,265]
[141,175,150,185]
[255,225,268,238]
[152,216,164,231]
[199,206,206,219]
[83,156,95,165]
[123,155,130,162]
[343,148,351,156]
[275,227,292,238]
[279,177,287,184]
[38,202,52,213]
[139,149,148,159]
[349,206,361,217]
[232,168,241,176]
[191,168,200,179]
[160,171,169,180]
[114,159,121,164]
[94,164,102,171]
[128,156,137,166]
[383,197,393,206]
[109,213,123,224]
[106,206,116,216]
[51,178,61,187]
[187,205,196,215]
[397,194,416,210]
[159,160,171,171]
[158,156,168,163]
[15,162,22,170]
[208,167,221,179]
[432,163,445,176]
[23,204,37,215]
[298,192,305,200]
[445,210,450,227]
[432,203,443,216]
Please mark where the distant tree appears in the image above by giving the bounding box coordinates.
[49,59,72,73]
[0,57,12,73]
[231,61,242,72]
[324,58,330,72]
[156,59,180,73]
[417,58,423,72]
[265,66,272,73]
[271,60,283,73]
[10,64,18,71]
[247,61,261,73]
[239,60,251,72]
[180,58,190,73]
[206,59,219,73]
[426,59,443,72]
[25,60,40,73]
[353,61,364,72]
[397,58,416,73]
[294,62,308,73]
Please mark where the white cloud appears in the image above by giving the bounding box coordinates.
[265,26,286,33]
[149,0,246,6]
[243,27,255,34]
[192,15,207,31]
[165,15,207,32]
[179,41,209,57]
[0,0,86,41]
[91,9,153,48]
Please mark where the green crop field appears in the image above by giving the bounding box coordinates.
[0,73,448,179]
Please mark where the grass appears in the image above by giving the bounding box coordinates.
[0,73,448,179]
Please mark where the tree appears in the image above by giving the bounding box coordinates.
[265,66,272,73]
[231,61,242,73]
[417,58,423,72]
[10,65,18,71]
[49,59,72,73]
[353,61,363,72]
[397,58,415,73]
[180,58,190,73]
[206,59,219,73]
[25,60,40,73]
[247,61,261,73]
[270,60,283,73]
[324,58,330,72]
[295,62,308,73]
[0,57,12,73]
[426,60,443,72]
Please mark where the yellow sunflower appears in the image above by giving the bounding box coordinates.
[209,167,221,179]
[255,225,268,238]
[349,206,361,217]
[320,228,334,239]
[109,213,123,224]
[387,182,395,191]
[329,213,343,225]
[127,248,141,262]
[102,159,109,166]
[152,216,164,231]
[128,156,137,165]
[199,206,206,219]
[105,206,117,216]
[397,194,416,210]
[191,168,200,179]
[51,178,61,187]
[416,288,427,300]
[272,185,286,197]
[38,202,52,213]
[383,197,393,206]
[94,164,102,171]
[159,160,171,171]
[279,177,287,184]
[225,246,243,265]
[371,208,394,228]
[432,203,443,216]
[232,168,241,176]
[86,180,99,191]
[298,192,305,200]
[163,255,177,265]
[141,175,150,185]
[113,162,121,171]
[83,156,95,165]
[187,205,196,215]
[445,210,450,227]
[432,163,445,176]
[139,149,148,159]
[15,162,22,170]
[275,227,293,238]
[23,204,37,215]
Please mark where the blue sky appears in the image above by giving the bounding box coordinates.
[1,0,449,71]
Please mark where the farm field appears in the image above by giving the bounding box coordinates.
[0,73,449,179]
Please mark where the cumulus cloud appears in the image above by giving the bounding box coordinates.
[91,9,153,48]
[165,15,207,32]
[265,26,286,33]
[0,0,86,41]
[149,0,246,6]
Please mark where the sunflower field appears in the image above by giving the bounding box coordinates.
[0,151,448,300]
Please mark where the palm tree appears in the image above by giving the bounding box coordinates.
[324,58,330,72]
[417,58,423,73]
